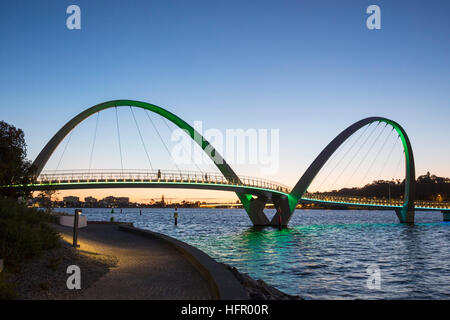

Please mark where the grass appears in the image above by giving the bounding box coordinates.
[0,272,17,299]
[0,198,60,299]
[38,280,51,291]
[46,256,62,271]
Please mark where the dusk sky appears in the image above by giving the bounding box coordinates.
[1,0,449,202]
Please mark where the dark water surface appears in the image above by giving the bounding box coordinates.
[57,207,450,299]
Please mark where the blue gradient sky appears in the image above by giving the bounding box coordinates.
[1,1,449,202]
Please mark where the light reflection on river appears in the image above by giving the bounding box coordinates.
[56,207,450,299]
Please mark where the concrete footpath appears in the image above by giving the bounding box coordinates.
[54,223,214,299]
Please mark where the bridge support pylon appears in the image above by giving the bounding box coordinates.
[395,207,415,223]
[442,211,450,222]
[270,195,298,227]
[246,196,271,226]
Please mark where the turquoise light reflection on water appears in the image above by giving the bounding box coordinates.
[57,207,450,299]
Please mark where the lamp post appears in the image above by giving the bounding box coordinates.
[388,179,394,202]
[388,182,391,202]
[73,209,82,248]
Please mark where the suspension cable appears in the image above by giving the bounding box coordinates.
[317,122,372,192]
[314,124,367,192]
[54,129,74,174]
[358,125,394,187]
[144,110,182,173]
[377,134,400,179]
[343,122,388,188]
[88,112,100,174]
[161,117,205,174]
[327,122,380,192]
[115,107,124,174]
[391,149,405,181]
[130,107,153,171]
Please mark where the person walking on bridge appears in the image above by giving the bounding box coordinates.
[157,169,161,180]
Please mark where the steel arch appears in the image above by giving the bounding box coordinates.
[32,100,267,224]
[275,117,416,224]
[32,101,416,225]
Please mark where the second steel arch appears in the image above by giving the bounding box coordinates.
[272,117,416,225]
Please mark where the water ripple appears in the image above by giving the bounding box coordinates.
[58,207,450,299]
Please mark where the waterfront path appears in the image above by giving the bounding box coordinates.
[54,223,213,299]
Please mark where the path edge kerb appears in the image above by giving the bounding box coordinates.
[118,225,248,300]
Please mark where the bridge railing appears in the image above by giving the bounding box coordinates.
[37,169,292,194]
[414,200,450,209]
[302,193,450,209]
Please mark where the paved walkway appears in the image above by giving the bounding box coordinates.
[55,223,213,300]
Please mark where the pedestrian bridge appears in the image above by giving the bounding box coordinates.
[301,193,450,211]
[9,99,450,226]
[27,170,450,216]
[30,169,291,198]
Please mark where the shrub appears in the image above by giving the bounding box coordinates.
[0,198,60,270]
[0,272,17,300]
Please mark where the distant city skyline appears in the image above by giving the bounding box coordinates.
[2,1,449,202]
[33,193,234,207]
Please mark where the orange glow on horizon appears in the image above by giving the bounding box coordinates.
[33,188,239,204]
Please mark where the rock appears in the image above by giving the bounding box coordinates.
[221,263,303,300]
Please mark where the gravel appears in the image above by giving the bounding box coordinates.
[9,239,118,300]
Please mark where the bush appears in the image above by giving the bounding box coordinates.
[0,198,60,270]
[0,272,17,299]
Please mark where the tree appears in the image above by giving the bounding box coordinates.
[0,121,35,199]
[36,187,59,213]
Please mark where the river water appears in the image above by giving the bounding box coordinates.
[56,207,450,299]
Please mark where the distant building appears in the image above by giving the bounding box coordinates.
[101,196,116,207]
[99,196,129,207]
[85,196,97,203]
[84,196,98,207]
[63,196,81,207]
[116,197,129,206]
[159,194,166,207]
[63,196,79,202]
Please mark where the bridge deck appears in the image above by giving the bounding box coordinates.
[8,170,450,212]
[25,169,291,198]
[301,196,450,212]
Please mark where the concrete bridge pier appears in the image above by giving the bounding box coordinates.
[270,196,295,227]
[395,207,415,223]
[247,196,271,226]
[442,211,450,222]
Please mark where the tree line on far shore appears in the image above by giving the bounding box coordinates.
[319,172,450,202]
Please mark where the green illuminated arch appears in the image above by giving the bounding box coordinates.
[32,99,255,218]
[285,117,416,223]
[33,105,416,225]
